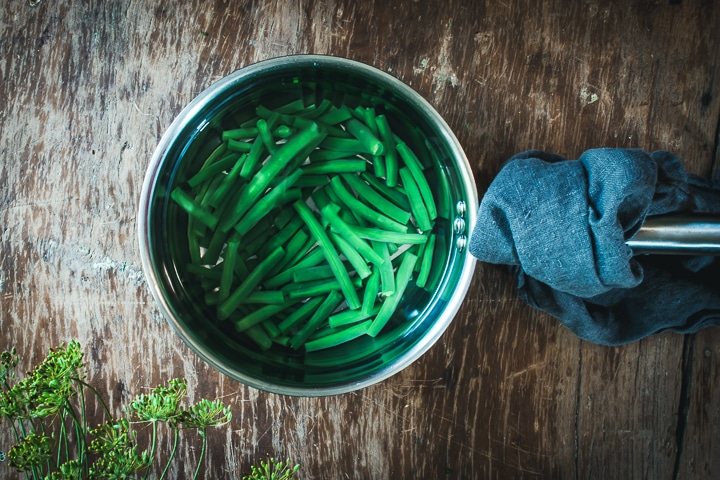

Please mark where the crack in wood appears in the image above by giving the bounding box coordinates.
[672,334,696,480]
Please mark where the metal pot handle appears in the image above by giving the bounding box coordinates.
[626,214,720,255]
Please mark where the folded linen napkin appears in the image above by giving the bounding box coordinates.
[468,148,720,345]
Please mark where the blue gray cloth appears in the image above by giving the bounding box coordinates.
[468,148,720,345]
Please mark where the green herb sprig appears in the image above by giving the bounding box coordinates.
[0,341,235,480]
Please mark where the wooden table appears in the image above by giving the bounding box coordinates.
[2,1,718,478]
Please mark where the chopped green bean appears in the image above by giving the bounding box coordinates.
[329,176,408,233]
[219,122,326,232]
[367,252,418,337]
[222,127,259,141]
[233,169,303,235]
[321,203,384,266]
[397,141,437,220]
[218,246,285,320]
[341,173,411,225]
[293,200,361,309]
[302,159,367,175]
[416,233,435,288]
[290,290,345,350]
[304,320,372,352]
[234,301,294,333]
[278,296,325,334]
[330,232,373,280]
[345,118,384,155]
[170,188,219,230]
[361,268,381,315]
[351,225,428,244]
[399,166,432,232]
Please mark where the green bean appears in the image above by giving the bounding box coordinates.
[273,125,294,139]
[367,252,418,337]
[292,265,336,283]
[256,118,278,154]
[293,200,361,310]
[219,122,326,232]
[187,149,235,189]
[219,235,240,302]
[239,135,266,179]
[360,172,411,211]
[399,166,432,232]
[350,225,427,245]
[233,169,303,235]
[234,301,294,333]
[170,188,219,230]
[286,276,362,300]
[227,138,254,153]
[267,228,310,278]
[361,268,381,315]
[244,324,273,351]
[397,141,437,220]
[290,290,345,350]
[206,154,246,208]
[302,159,367,175]
[330,232,373,280]
[304,320,372,352]
[263,247,326,288]
[218,246,285,320]
[341,173,411,225]
[319,137,368,153]
[329,304,380,328]
[416,233,435,288]
[242,291,286,304]
[372,241,395,296]
[329,176,408,233]
[345,118,384,155]
[375,114,398,187]
[321,203,384,266]
[278,296,325,334]
[222,127,259,141]
[318,105,353,125]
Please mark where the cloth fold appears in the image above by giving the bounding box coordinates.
[468,148,720,345]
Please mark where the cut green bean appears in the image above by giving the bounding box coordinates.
[219,235,240,302]
[278,296,325,334]
[244,324,273,351]
[372,241,395,296]
[399,166,432,232]
[396,141,437,220]
[290,290,345,350]
[416,233,435,288]
[234,301,294,333]
[222,127,259,141]
[219,122,327,232]
[329,176,407,233]
[286,276,362,299]
[170,188,219,230]
[329,304,380,328]
[218,246,285,320]
[302,159,367,175]
[243,291,286,304]
[233,169,303,235]
[330,232,373,280]
[293,200,361,310]
[351,225,427,244]
[321,203,384,266]
[360,172,411,211]
[367,252,418,337]
[341,173,411,225]
[227,138,254,153]
[292,265,336,283]
[319,137,368,153]
[361,268,381,315]
[345,118,384,155]
[304,320,372,352]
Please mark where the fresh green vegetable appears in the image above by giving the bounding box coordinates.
[170,98,445,354]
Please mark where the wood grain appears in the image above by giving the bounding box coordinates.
[1,1,719,479]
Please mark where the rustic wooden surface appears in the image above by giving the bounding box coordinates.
[1,0,719,478]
